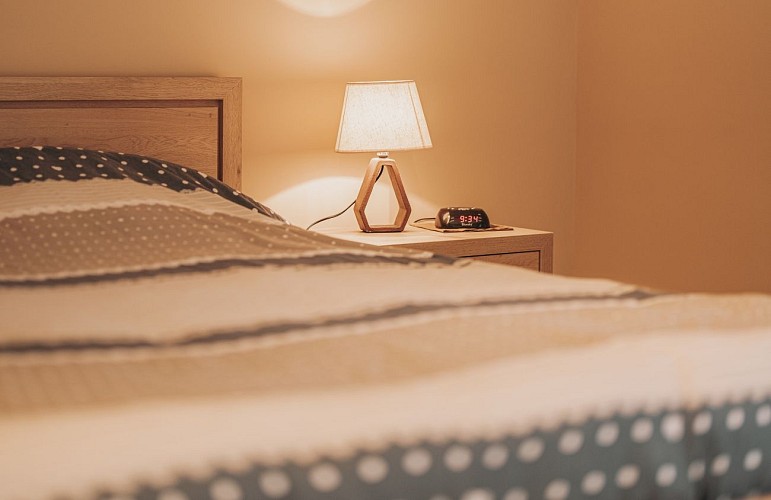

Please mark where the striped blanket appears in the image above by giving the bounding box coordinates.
[1,147,770,500]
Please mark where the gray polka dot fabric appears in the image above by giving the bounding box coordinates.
[92,401,770,500]
[0,146,284,221]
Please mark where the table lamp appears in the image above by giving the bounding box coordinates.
[335,80,432,232]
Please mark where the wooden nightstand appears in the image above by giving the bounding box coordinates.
[320,226,553,273]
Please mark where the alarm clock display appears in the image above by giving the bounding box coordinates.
[435,207,491,229]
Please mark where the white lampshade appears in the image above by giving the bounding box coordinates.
[335,80,432,153]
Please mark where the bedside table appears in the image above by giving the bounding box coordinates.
[320,226,553,273]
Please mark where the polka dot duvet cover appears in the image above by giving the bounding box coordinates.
[1,147,770,500]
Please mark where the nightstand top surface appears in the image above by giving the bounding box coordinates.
[317,225,552,247]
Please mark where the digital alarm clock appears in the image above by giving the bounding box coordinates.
[435,207,491,229]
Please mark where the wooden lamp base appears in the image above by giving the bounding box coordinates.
[354,156,411,232]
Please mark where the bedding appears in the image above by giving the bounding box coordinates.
[1,147,770,500]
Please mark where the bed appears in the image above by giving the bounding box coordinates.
[1,77,770,500]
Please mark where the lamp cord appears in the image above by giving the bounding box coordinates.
[306,166,385,231]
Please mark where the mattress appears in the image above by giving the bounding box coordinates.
[1,147,770,500]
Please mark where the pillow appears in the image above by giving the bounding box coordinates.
[0,146,285,222]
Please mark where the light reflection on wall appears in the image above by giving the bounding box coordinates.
[264,176,435,231]
[275,0,373,18]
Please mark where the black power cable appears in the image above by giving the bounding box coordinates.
[306,166,385,231]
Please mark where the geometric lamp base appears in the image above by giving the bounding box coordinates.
[354,156,412,232]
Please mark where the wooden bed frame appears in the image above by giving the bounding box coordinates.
[0,77,242,189]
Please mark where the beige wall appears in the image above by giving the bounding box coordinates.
[0,0,577,273]
[3,0,768,292]
[576,0,771,292]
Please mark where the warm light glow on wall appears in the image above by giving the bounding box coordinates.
[263,176,435,230]
[275,0,373,17]
[264,176,389,229]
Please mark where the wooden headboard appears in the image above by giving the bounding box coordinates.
[0,77,242,189]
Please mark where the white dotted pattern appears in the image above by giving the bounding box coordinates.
[259,470,291,498]
[502,488,529,500]
[661,413,685,442]
[688,460,706,482]
[100,403,767,500]
[460,488,494,500]
[481,443,509,470]
[357,455,389,484]
[595,422,619,447]
[757,404,771,427]
[692,411,713,435]
[655,463,677,487]
[744,449,763,471]
[581,470,606,496]
[308,463,342,492]
[711,454,731,476]
[726,408,746,431]
[0,204,302,279]
[615,464,640,489]
[558,429,584,454]
[402,448,432,476]
[444,445,473,472]
[516,438,544,463]
[209,478,243,500]
[631,417,654,443]
[543,479,570,500]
